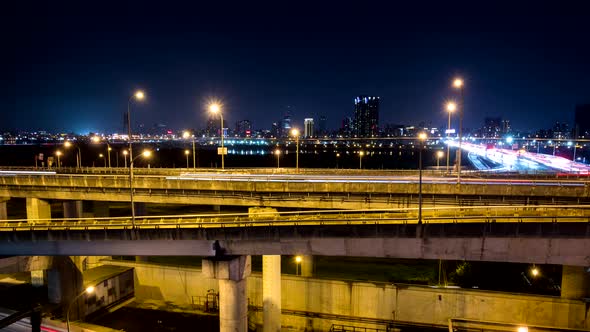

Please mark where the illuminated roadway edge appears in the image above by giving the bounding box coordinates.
[0,214,589,266]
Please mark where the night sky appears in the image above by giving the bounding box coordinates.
[3,2,590,134]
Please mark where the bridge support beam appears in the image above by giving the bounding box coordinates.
[26,198,51,220]
[561,265,589,299]
[63,201,83,219]
[0,198,8,220]
[300,255,314,277]
[263,255,281,332]
[48,257,84,320]
[203,255,251,332]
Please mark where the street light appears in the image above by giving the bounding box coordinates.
[436,150,444,168]
[122,150,128,168]
[129,149,152,228]
[209,103,225,169]
[64,141,82,168]
[295,256,302,276]
[452,78,464,183]
[183,130,196,170]
[55,151,62,168]
[291,129,300,173]
[98,153,106,168]
[336,152,340,169]
[107,144,112,168]
[66,286,94,332]
[418,132,427,225]
[531,266,540,277]
[184,149,190,168]
[127,90,145,228]
[445,101,456,174]
[275,149,281,169]
[359,151,364,169]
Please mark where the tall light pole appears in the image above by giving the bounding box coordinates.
[436,150,444,168]
[107,144,112,168]
[291,129,300,173]
[209,104,224,169]
[98,153,105,167]
[445,101,456,174]
[129,150,151,228]
[295,256,302,276]
[66,286,95,332]
[359,151,364,169]
[64,141,82,168]
[183,131,196,170]
[127,90,145,227]
[56,151,62,168]
[184,149,190,168]
[275,148,281,169]
[418,132,427,224]
[452,78,464,183]
[122,150,128,168]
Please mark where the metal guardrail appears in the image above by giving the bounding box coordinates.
[0,205,588,231]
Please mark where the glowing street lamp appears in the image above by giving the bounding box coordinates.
[98,153,106,168]
[209,103,225,169]
[275,149,281,169]
[445,101,456,174]
[531,266,540,277]
[452,77,464,183]
[129,149,152,228]
[295,256,302,276]
[64,141,82,168]
[66,286,95,332]
[184,149,190,168]
[122,150,129,168]
[418,132,428,225]
[183,130,196,170]
[436,150,444,168]
[359,151,364,169]
[127,89,145,228]
[291,129,300,172]
[517,327,528,332]
[55,151,62,168]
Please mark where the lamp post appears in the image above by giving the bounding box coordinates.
[436,150,444,168]
[445,101,456,174]
[291,129,300,173]
[66,286,95,332]
[98,153,106,167]
[452,78,464,182]
[359,151,364,169]
[64,141,82,168]
[56,151,62,168]
[183,131,196,170]
[107,144,112,168]
[129,150,151,228]
[209,104,224,169]
[336,152,340,169]
[418,132,427,224]
[275,149,281,169]
[127,90,145,227]
[295,256,302,276]
[184,149,190,168]
[122,150,128,168]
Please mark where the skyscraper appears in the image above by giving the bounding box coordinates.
[235,120,252,137]
[304,118,314,138]
[353,96,380,137]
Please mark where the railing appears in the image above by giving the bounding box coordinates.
[0,205,588,231]
[330,324,388,332]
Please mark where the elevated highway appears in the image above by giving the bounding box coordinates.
[1,205,589,266]
[0,169,589,210]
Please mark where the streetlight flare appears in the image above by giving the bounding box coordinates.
[295,256,302,263]
[142,150,152,158]
[184,150,190,155]
[418,132,428,140]
[446,101,457,112]
[291,129,300,136]
[91,136,101,143]
[209,103,221,113]
[122,150,128,156]
[517,327,528,332]
[182,131,191,139]
[437,151,444,158]
[56,151,62,156]
[85,286,95,294]
[134,90,145,100]
[531,267,540,277]
[453,78,463,88]
[275,149,281,155]
[64,141,72,148]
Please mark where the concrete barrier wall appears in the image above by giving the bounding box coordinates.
[105,260,588,331]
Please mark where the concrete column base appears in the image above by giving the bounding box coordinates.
[203,255,251,332]
[63,201,83,219]
[263,255,281,332]
[561,265,589,299]
[26,197,51,221]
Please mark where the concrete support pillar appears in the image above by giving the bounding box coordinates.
[0,198,8,220]
[263,255,281,332]
[203,255,251,332]
[561,265,589,299]
[92,201,109,218]
[300,255,314,277]
[63,201,83,219]
[26,197,51,220]
[48,257,84,319]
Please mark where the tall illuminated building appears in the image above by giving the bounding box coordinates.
[353,96,380,137]
[304,118,314,138]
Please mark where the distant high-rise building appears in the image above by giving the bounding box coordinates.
[353,96,380,137]
[304,118,314,137]
[552,121,570,139]
[279,114,292,137]
[340,117,353,137]
[574,104,590,138]
[235,120,252,137]
[482,117,502,138]
[318,115,327,136]
[502,120,511,134]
